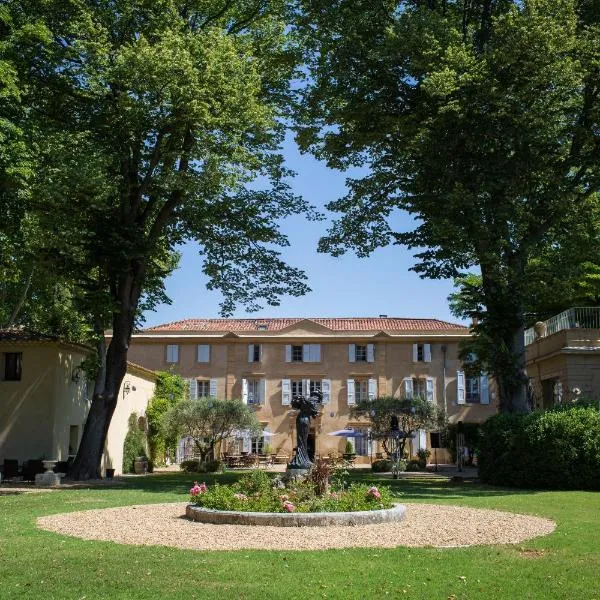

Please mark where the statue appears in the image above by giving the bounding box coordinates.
[288,390,323,470]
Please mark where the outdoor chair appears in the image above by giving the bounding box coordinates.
[3,459,20,480]
[21,459,44,482]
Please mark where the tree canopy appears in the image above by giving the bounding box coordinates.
[352,396,444,459]
[297,0,600,412]
[1,0,316,478]
[165,398,262,463]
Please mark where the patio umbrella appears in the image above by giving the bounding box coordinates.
[230,429,275,437]
[328,428,367,437]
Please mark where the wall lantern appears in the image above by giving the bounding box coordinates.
[71,366,83,384]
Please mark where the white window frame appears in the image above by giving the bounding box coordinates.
[197,380,211,398]
[248,344,261,363]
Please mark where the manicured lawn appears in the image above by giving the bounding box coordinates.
[0,472,598,599]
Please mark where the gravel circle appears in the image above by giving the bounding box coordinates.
[37,503,555,551]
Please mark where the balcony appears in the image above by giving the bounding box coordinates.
[525,307,600,346]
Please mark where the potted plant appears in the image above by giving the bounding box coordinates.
[343,440,356,461]
[416,448,431,469]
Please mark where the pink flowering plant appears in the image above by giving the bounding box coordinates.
[189,470,395,513]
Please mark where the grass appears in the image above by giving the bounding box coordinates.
[0,471,598,599]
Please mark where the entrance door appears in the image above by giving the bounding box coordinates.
[307,432,316,461]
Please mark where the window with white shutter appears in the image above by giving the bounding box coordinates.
[367,343,375,363]
[480,374,490,404]
[424,343,432,362]
[347,379,355,405]
[457,371,466,404]
[188,378,198,400]
[426,377,435,403]
[166,345,179,363]
[258,379,266,405]
[368,378,377,400]
[245,379,263,405]
[197,344,210,363]
[321,379,331,404]
[242,378,249,404]
[285,345,292,362]
[412,343,430,362]
[348,344,356,362]
[281,379,291,405]
[248,344,261,363]
[209,379,217,398]
[403,377,414,398]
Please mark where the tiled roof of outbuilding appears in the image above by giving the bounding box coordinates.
[0,328,60,342]
[144,317,467,333]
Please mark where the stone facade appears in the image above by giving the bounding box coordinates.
[526,313,600,409]
[126,317,498,463]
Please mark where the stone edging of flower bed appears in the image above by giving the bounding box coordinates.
[185,502,406,527]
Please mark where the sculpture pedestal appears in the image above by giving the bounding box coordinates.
[35,472,62,487]
[283,467,309,483]
[35,460,62,487]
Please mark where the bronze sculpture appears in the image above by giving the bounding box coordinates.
[288,390,323,470]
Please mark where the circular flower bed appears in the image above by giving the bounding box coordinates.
[189,470,395,514]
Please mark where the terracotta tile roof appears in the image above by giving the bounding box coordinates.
[143,317,467,333]
[0,328,60,342]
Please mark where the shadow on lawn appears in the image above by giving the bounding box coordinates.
[114,470,543,501]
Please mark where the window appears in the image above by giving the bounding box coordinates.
[197,344,210,363]
[247,379,261,405]
[291,379,304,397]
[355,345,367,362]
[466,377,480,403]
[412,378,427,398]
[310,380,322,395]
[3,352,22,381]
[348,343,374,363]
[354,429,370,456]
[412,343,431,362]
[166,345,179,363]
[197,380,210,397]
[248,344,261,363]
[286,344,321,362]
[355,379,369,403]
[251,436,264,454]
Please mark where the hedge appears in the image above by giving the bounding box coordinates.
[478,407,600,490]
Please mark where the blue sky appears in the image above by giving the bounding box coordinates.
[142,136,462,328]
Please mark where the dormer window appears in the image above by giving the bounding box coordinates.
[256,323,268,331]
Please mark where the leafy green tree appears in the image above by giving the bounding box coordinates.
[164,398,261,463]
[449,197,600,378]
[351,396,444,459]
[297,0,600,413]
[1,0,315,478]
[146,372,186,467]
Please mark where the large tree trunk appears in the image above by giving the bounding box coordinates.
[70,270,142,479]
[480,255,531,414]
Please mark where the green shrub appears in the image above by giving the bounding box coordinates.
[179,459,201,473]
[122,413,147,474]
[344,440,354,454]
[405,460,422,472]
[478,407,600,490]
[189,471,396,513]
[371,459,393,473]
[179,459,223,473]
